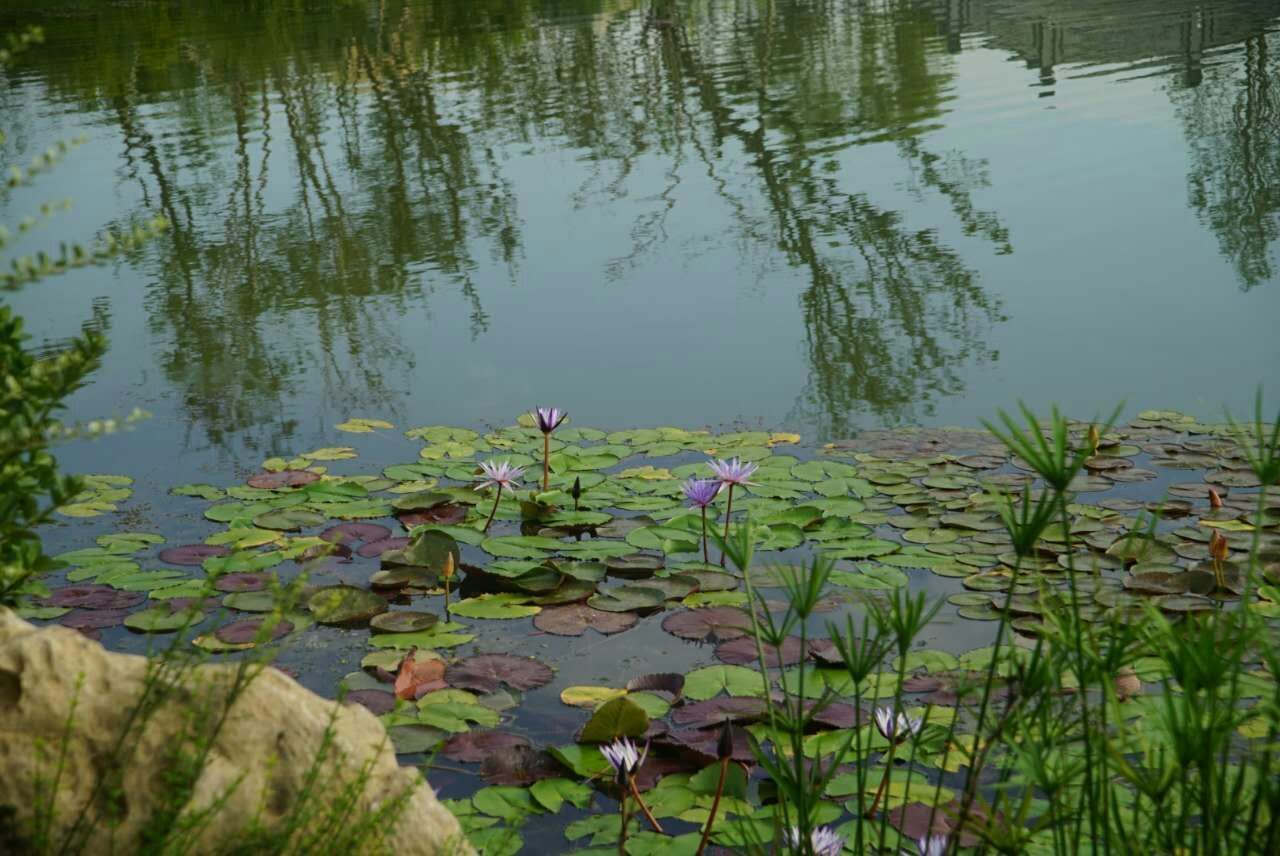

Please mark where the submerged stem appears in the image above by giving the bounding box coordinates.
[543,434,550,493]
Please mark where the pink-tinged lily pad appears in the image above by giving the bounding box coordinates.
[322,522,392,545]
[807,638,843,665]
[667,725,756,763]
[626,673,684,701]
[446,654,554,694]
[532,603,637,637]
[808,701,866,729]
[888,800,986,847]
[479,745,563,786]
[661,607,752,642]
[714,635,805,667]
[213,573,268,593]
[441,730,533,763]
[344,689,396,715]
[214,617,292,645]
[246,470,320,490]
[357,537,410,559]
[42,585,146,610]
[671,697,768,728]
[59,609,129,630]
[397,505,468,528]
[159,544,231,566]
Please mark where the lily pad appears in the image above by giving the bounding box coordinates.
[447,654,555,693]
[158,544,231,566]
[253,508,326,532]
[661,607,752,642]
[246,470,321,490]
[587,585,666,613]
[579,696,650,743]
[532,603,638,636]
[370,611,440,634]
[308,585,388,627]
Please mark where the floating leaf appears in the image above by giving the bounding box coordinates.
[158,544,230,566]
[533,603,637,636]
[447,654,554,693]
[442,730,532,763]
[370,611,439,634]
[661,607,752,642]
[588,585,666,613]
[308,585,387,627]
[579,696,649,743]
[450,594,541,620]
[253,508,326,532]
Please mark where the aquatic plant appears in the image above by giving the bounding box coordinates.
[475,459,523,533]
[531,407,567,492]
[681,477,722,563]
[707,457,757,565]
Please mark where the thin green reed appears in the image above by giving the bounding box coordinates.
[981,403,1120,853]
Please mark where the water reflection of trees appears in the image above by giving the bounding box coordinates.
[13,0,1014,445]
[1174,32,1279,290]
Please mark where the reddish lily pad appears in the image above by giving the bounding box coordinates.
[446,654,554,693]
[626,673,685,701]
[661,607,752,642]
[59,609,129,630]
[671,697,768,727]
[441,730,533,763]
[246,470,320,490]
[532,603,638,636]
[213,573,268,592]
[667,725,756,763]
[42,585,145,610]
[398,505,468,528]
[214,617,292,645]
[345,689,396,715]
[358,537,411,559]
[322,522,393,545]
[480,745,564,786]
[158,544,231,566]
[714,635,805,667]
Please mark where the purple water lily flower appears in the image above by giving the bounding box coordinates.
[683,477,722,563]
[475,460,523,492]
[532,406,568,434]
[682,477,722,508]
[784,825,845,856]
[708,457,759,486]
[600,736,648,783]
[874,706,924,744]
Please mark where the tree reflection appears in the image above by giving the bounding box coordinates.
[1175,31,1279,290]
[10,0,1014,445]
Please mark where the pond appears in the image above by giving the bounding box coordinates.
[1,0,1278,484]
[3,0,1280,853]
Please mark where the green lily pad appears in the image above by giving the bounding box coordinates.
[308,585,388,627]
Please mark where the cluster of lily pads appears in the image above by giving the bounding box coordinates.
[19,407,1280,854]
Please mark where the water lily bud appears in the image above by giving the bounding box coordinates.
[442,552,456,581]
[717,720,734,760]
[1087,424,1100,454]
[1208,488,1223,509]
[1209,530,1229,563]
[571,477,582,501]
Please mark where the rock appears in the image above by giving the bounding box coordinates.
[0,609,471,854]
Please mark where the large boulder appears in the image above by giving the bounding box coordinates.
[0,609,471,854]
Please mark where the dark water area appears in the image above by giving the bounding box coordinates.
[1,0,1278,488]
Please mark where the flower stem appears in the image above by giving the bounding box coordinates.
[720,483,735,567]
[543,434,550,493]
[483,484,503,533]
[866,739,897,819]
[617,784,629,856]
[629,777,664,833]
[695,758,729,856]
[701,506,709,564]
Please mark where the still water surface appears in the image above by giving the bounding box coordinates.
[3,0,1280,479]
